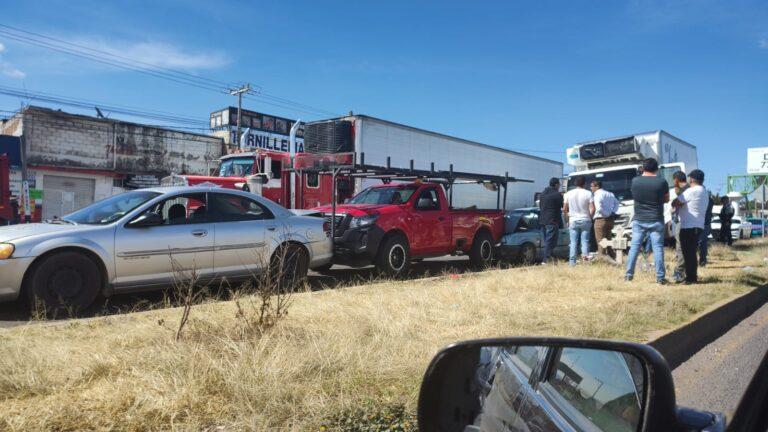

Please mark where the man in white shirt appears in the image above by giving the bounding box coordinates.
[563,176,595,265]
[590,180,619,258]
[672,169,707,284]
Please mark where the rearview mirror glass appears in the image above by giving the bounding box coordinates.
[418,338,677,432]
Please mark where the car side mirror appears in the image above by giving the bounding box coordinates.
[128,212,163,228]
[417,198,434,210]
[247,174,268,185]
[417,337,701,432]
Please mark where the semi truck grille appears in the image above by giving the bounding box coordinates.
[324,214,347,237]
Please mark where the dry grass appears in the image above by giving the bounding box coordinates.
[1,240,767,431]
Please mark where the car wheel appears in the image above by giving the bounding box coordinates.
[271,243,309,291]
[376,234,411,277]
[27,251,102,315]
[520,243,537,265]
[469,230,494,270]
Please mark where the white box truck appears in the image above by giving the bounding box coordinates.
[321,114,563,210]
[565,130,698,239]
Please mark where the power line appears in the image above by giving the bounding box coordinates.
[0,24,341,118]
[0,85,209,126]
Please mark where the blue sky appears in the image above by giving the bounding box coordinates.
[1,0,767,193]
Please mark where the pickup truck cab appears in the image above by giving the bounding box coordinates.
[312,182,504,276]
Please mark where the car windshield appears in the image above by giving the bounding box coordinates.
[348,186,418,205]
[61,190,161,225]
[219,157,256,177]
[569,168,637,201]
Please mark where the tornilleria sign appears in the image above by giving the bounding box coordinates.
[747,147,768,174]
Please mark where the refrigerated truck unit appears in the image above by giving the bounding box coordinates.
[304,115,563,210]
[566,130,698,173]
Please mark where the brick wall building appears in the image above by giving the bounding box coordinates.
[0,106,224,221]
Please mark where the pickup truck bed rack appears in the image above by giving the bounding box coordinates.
[291,152,533,239]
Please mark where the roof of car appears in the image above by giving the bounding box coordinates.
[143,185,241,194]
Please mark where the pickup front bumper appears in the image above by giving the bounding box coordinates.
[332,225,386,267]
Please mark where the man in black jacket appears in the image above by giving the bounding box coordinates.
[539,177,564,264]
[719,196,734,246]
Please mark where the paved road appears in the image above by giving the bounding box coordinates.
[673,301,768,417]
[0,255,474,328]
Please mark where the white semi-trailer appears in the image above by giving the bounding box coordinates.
[311,114,563,210]
[565,130,698,238]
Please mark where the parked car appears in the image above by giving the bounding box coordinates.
[497,208,569,264]
[747,217,766,237]
[711,216,751,240]
[311,182,505,276]
[417,336,767,431]
[0,186,332,312]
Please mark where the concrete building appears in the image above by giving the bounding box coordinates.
[0,106,224,221]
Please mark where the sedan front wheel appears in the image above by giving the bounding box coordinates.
[27,251,102,315]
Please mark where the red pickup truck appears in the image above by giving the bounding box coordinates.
[312,182,505,276]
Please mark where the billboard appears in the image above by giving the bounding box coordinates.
[747,147,768,174]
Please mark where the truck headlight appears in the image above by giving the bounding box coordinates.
[0,243,14,260]
[349,214,379,229]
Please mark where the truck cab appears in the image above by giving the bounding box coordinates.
[312,182,504,276]
[162,151,355,209]
[565,131,697,241]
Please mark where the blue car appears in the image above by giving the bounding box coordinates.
[497,208,569,264]
[748,218,766,237]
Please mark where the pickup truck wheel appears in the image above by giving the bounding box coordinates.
[470,231,494,269]
[376,235,411,277]
[27,251,101,315]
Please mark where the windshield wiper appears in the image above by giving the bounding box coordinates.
[45,218,76,225]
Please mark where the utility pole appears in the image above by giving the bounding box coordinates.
[229,84,251,148]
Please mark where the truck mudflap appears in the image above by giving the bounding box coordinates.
[332,225,387,267]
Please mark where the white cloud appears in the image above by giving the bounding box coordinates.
[0,41,26,78]
[760,39,768,49]
[73,37,229,70]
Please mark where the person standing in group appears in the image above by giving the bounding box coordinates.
[625,158,670,284]
[591,180,619,259]
[670,171,689,283]
[538,177,564,264]
[699,192,714,266]
[672,170,707,284]
[563,176,594,266]
[719,196,735,246]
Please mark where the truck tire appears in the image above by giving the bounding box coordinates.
[27,251,101,315]
[470,230,494,269]
[376,234,411,277]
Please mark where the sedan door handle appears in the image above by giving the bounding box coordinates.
[191,229,208,237]
[267,226,277,231]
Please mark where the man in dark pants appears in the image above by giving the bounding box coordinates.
[673,170,707,284]
[699,193,714,266]
[539,177,564,264]
[719,196,734,245]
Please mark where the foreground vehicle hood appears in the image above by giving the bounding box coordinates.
[0,223,93,243]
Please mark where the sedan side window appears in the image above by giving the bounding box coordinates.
[546,348,644,432]
[208,193,274,222]
[133,193,207,226]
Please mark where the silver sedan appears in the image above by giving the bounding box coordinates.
[0,186,332,311]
